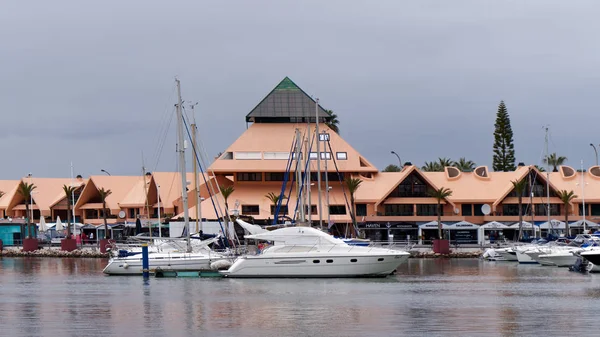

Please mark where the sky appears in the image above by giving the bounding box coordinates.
[2,0,600,179]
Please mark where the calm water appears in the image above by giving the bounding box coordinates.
[1,257,599,337]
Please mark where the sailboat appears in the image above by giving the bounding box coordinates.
[103,79,226,275]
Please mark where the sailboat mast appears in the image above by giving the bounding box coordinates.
[315,98,323,229]
[544,126,551,234]
[325,134,330,229]
[70,162,75,235]
[296,128,304,223]
[306,121,311,225]
[191,103,200,234]
[175,79,191,251]
[581,159,587,233]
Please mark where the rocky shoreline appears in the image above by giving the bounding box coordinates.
[409,251,483,258]
[0,248,109,258]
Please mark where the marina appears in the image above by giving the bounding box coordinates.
[2,257,600,337]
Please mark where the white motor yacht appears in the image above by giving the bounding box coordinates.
[537,249,581,267]
[494,247,518,261]
[219,226,410,278]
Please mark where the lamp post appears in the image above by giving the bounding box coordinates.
[590,144,598,167]
[100,169,111,176]
[27,173,33,225]
[391,151,402,168]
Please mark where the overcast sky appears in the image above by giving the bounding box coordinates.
[2,0,599,179]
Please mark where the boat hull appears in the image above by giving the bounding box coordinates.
[537,253,578,267]
[103,253,222,275]
[580,251,600,266]
[516,250,538,264]
[220,253,409,278]
[496,250,518,261]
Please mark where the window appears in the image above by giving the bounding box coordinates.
[128,208,136,218]
[461,204,472,216]
[356,204,367,217]
[378,258,384,261]
[416,204,438,216]
[309,152,318,160]
[313,260,320,263]
[304,205,318,214]
[326,172,344,181]
[292,152,303,160]
[235,152,261,160]
[329,205,346,215]
[535,204,560,216]
[85,210,98,219]
[236,173,262,181]
[270,205,289,215]
[350,259,357,263]
[591,204,600,216]
[319,133,330,141]
[263,152,290,160]
[336,152,347,160]
[326,259,333,263]
[265,172,286,181]
[384,204,413,216]
[220,152,233,160]
[320,152,331,160]
[99,209,110,218]
[242,205,260,215]
[473,204,485,216]
[390,173,428,197]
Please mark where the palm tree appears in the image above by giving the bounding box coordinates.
[543,153,567,172]
[0,190,4,199]
[534,165,546,172]
[345,177,363,237]
[220,185,235,215]
[62,185,76,239]
[422,161,443,172]
[325,110,339,134]
[452,157,477,172]
[382,164,402,172]
[266,192,287,221]
[429,187,453,239]
[557,190,577,236]
[437,157,453,168]
[17,181,37,239]
[511,179,528,241]
[98,188,112,239]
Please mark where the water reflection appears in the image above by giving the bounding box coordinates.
[1,258,599,336]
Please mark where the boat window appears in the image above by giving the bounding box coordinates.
[326,260,333,263]
[351,259,357,263]
[378,258,384,261]
[313,260,320,263]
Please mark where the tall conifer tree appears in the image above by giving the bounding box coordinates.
[492,101,516,171]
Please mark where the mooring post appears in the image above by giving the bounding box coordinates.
[142,243,149,279]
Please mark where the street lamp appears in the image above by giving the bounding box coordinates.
[390,151,402,168]
[590,144,598,167]
[100,169,111,176]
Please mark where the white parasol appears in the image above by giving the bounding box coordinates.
[55,216,64,231]
[38,216,47,232]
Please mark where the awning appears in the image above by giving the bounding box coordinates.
[447,221,478,229]
[481,221,510,229]
[419,221,448,229]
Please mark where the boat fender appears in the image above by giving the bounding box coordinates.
[210,260,233,270]
[123,263,129,269]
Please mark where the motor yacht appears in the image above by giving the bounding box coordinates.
[219,226,410,278]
